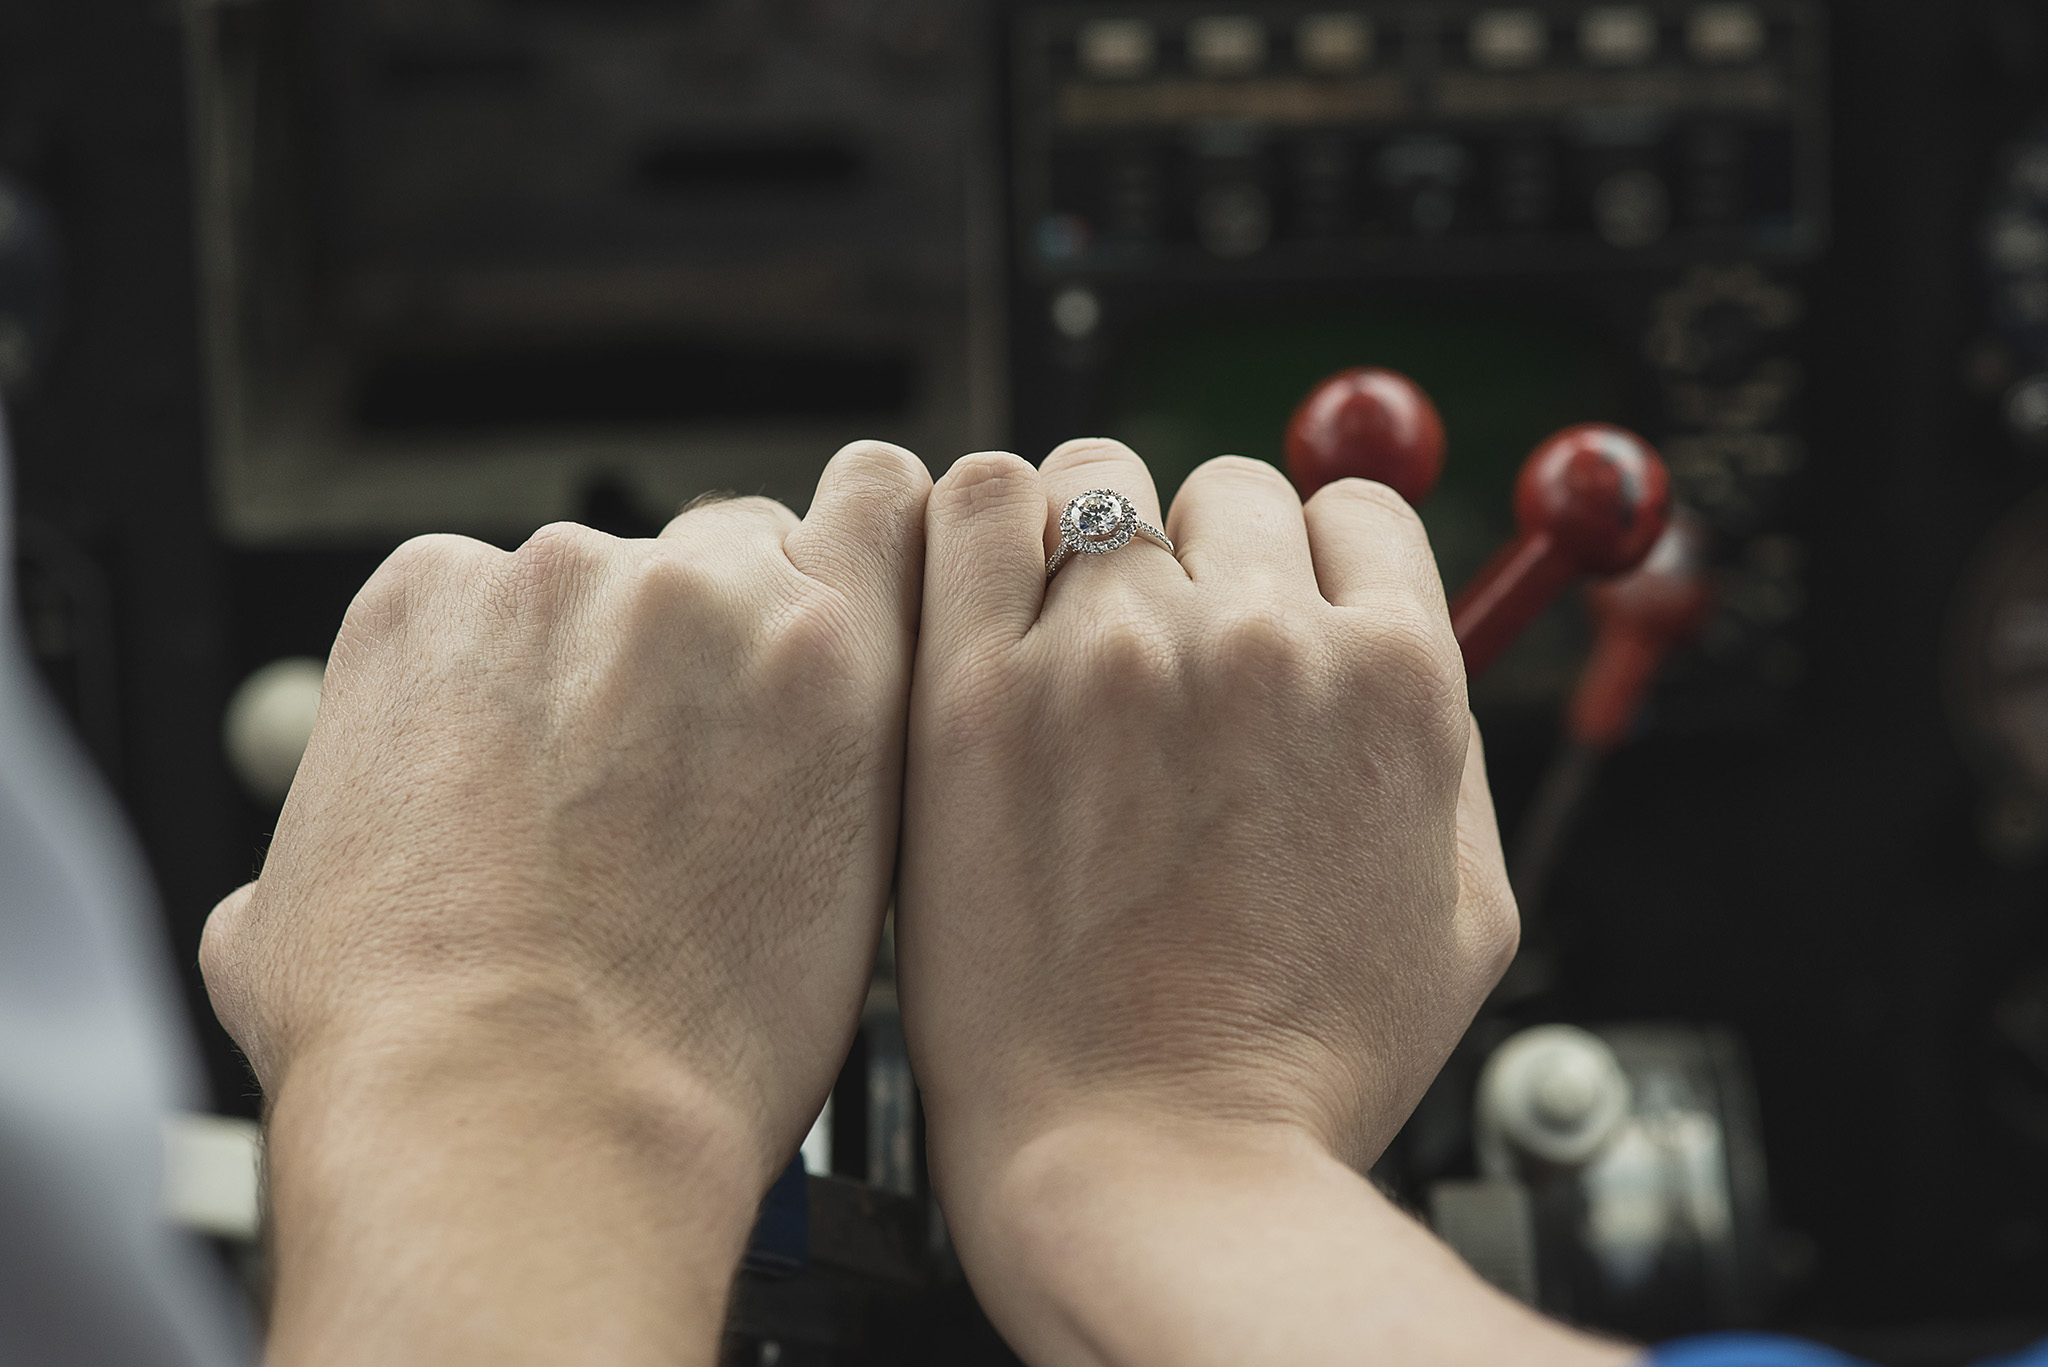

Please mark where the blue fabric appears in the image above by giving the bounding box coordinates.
[742,1153,810,1276]
[1654,1335,2048,1367]
[1653,1335,1872,1367]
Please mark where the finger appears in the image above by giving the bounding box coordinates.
[1301,477,1446,611]
[1037,437,1180,584]
[1165,455,1316,592]
[658,492,801,544]
[1450,718,1520,982]
[347,533,507,639]
[784,440,934,629]
[921,451,1047,655]
[654,495,805,608]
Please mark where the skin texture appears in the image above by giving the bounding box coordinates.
[198,439,932,1367]
[198,431,1637,1367]
[898,439,1635,1367]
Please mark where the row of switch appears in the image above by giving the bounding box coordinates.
[1040,146,1775,265]
[1074,4,1769,80]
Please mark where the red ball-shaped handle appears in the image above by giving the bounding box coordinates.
[1452,423,1670,678]
[1284,367,1446,505]
[1513,423,1671,575]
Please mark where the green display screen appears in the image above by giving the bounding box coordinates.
[1104,304,1627,710]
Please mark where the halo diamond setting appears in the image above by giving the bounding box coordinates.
[1062,489,1138,554]
[1047,489,1174,580]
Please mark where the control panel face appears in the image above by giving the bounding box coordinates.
[1008,3,1824,727]
[190,0,1000,543]
[1012,2,1826,280]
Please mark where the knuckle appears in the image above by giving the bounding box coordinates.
[1211,603,1308,669]
[515,521,617,587]
[719,494,797,526]
[677,488,742,516]
[1083,613,1178,705]
[1045,435,1139,467]
[933,451,1039,518]
[1355,600,1466,718]
[1463,878,1523,985]
[344,534,495,640]
[830,440,933,501]
[924,650,1029,756]
[761,592,870,699]
[1188,454,1297,497]
[197,884,261,1017]
[1309,481,1448,607]
[635,539,723,599]
[617,543,758,661]
[1311,476,1426,532]
[1042,437,1156,496]
[663,492,799,545]
[622,544,726,630]
[1204,605,1317,702]
[196,904,239,988]
[773,591,860,662]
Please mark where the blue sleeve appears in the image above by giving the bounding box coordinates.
[1654,1335,2048,1367]
[1652,1336,1873,1367]
[1981,1342,2048,1367]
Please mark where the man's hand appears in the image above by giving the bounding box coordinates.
[899,440,1624,1367]
[199,440,930,1367]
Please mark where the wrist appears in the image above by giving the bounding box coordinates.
[940,1115,1348,1367]
[951,1108,1340,1260]
[947,1112,1630,1367]
[924,1077,1349,1236]
[263,992,768,1366]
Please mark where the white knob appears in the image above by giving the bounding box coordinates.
[223,657,324,803]
[161,1113,261,1242]
[1531,1045,1608,1127]
[1477,1025,1631,1172]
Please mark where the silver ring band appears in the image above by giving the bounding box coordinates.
[1046,489,1175,581]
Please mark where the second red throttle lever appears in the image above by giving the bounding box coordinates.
[1282,368,1672,679]
[1450,424,1671,677]
[1566,511,1714,749]
[1505,510,1713,948]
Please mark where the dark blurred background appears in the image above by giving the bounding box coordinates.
[7,1,2048,1362]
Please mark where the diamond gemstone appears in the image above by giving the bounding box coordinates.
[1073,492,1123,539]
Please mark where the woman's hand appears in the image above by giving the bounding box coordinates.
[898,440,1616,1367]
[902,436,1513,1189]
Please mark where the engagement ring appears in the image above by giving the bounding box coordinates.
[1046,490,1175,581]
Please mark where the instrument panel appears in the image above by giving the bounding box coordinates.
[1012,0,1825,275]
[188,0,1002,542]
[1009,1,1820,728]
[8,0,2048,1360]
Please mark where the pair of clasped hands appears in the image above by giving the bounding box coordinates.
[199,440,1634,1367]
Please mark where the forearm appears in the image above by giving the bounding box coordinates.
[261,1000,764,1367]
[948,1116,1638,1367]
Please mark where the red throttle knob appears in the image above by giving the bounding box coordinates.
[1284,367,1446,505]
[1451,423,1671,678]
[1568,512,1713,749]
